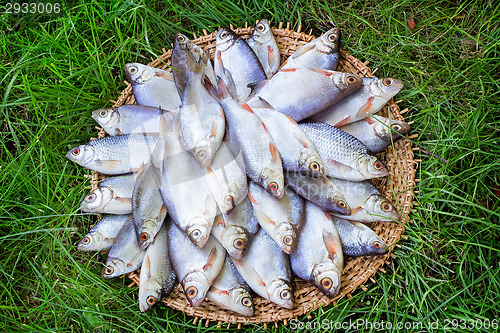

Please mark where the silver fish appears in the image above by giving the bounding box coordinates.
[253,107,324,177]
[214,28,267,102]
[205,141,248,215]
[66,134,158,175]
[281,27,341,71]
[299,122,388,180]
[168,222,225,307]
[247,19,280,78]
[99,173,137,189]
[248,182,304,254]
[77,214,131,252]
[211,197,260,260]
[132,160,168,249]
[339,115,410,153]
[331,217,388,256]
[206,256,254,316]
[138,223,176,312]
[231,228,294,309]
[284,171,350,215]
[80,180,133,214]
[102,218,145,279]
[309,77,403,127]
[246,68,361,122]
[124,63,181,110]
[92,105,174,136]
[204,78,285,199]
[290,200,343,298]
[328,177,400,222]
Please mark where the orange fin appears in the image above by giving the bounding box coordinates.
[364,116,375,125]
[280,68,298,72]
[254,210,276,226]
[215,215,226,228]
[156,71,174,81]
[142,254,152,280]
[322,229,339,262]
[333,116,352,128]
[284,114,298,125]
[248,192,258,205]
[267,45,276,67]
[309,68,334,76]
[269,142,278,163]
[240,103,255,114]
[289,44,315,59]
[203,246,218,271]
[356,96,375,119]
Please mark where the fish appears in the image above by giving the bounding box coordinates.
[331,217,388,256]
[281,27,341,71]
[92,105,174,136]
[101,217,145,279]
[339,115,410,153]
[80,179,134,214]
[214,27,267,102]
[132,159,168,249]
[175,38,225,167]
[284,171,350,215]
[246,19,280,78]
[156,114,217,248]
[77,214,132,252]
[211,197,260,260]
[168,222,225,308]
[252,107,324,177]
[309,77,403,127]
[66,134,158,175]
[99,173,137,189]
[204,141,248,215]
[299,122,388,180]
[248,181,304,254]
[204,77,285,199]
[138,222,177,312]
[231,228,294,309]
[124,63,181,110]
[246,69,362,122]
[290,200,343,298]
[206,256,254,316]
[328,177,400,222]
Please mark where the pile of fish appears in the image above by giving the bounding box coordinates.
[68,20,409,315]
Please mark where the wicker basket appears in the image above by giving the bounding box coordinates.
[89,22,417,328]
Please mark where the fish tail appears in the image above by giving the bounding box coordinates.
[203,75,230,101]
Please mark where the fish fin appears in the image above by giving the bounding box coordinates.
[187,50,207,74]
[127,250,146,269]
[269,142,278,163]
[203,194,217,218]
[203,75,232,101]
[247,191,258,205]
[155,71,174,81]
[203,246,218,271]
[326,159,350,171]
[350,221,366,231]
[253,210,276,226]
[309,68,334,76]
[248,267,266,287]
[136,162,147,176]
[212,287,230,296]
[115,128,124,136]
[333,116,352,128]
[142,254,152,280]
[209,121,218,138]
[363,116,376,125]
[248,96,274,110]
[322,229,339,262]
[280,68,299,72]
[247,79,269,98]
[240,103,255,114]
[289,44,315,59]
[215,214,226,228]
[292,130,310,148]
[350,207,364,215]
[356,96,375,119]
[114,197,132,206]
[284,114,298,125]
[267,45,277,69]
[324,211,333,220]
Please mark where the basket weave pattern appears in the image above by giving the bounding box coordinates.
[88,23,416,327]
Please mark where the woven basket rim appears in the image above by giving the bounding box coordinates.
[89,23,417,327]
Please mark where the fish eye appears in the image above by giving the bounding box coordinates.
[346,75,357,84]
[327,33,338,43]
[233,238,245,249]
[127,65,138,75]
[176,35,186,42]
[268,182,279,192]
[197,150,207,160]
[71,148,81,156]
[283,235,294,246]
[242,297,252,307]
[309,162,320,172]
[373,241,382,249]
[140,232,149,242]
[337,200,347,208]
[382,78,394,86]
[280,289,291,300]
[104,266,114,275]
[81,236,90,245]
[391,124,402,131]
[373,161,384,170]
[224,195,233,205]
[256,23,266,32]
[98,109,108,118]
[186,286,198,298]
[321,277,333,289]
[85,193,97,202]
[381,201,393,212]
[146,295,156,305]
[190,229,201,239]
[219,30,229,39]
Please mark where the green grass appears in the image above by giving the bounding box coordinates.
[1,0,499,332]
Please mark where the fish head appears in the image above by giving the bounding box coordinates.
[215,28,238,52]
[363,233,389,255]
[193,140,215,168]
[230,287,255,316]
[317,27,341,54]
[174,33,191,50]
[365,194,399,221]
[187,217,211,248]
[136,219,159,249]
[251,19,273,44]
[220,226,249,260]
[139,278,163,312]
[325,188,351,215]
[300,151,325,177]
[267,279,294,309]
[332,72,362,93]
[77,231,105,251]
[261,166,285,199]
[358,155,389,179]
[124,63,154,84]
[79,187,111,213]
[91,107,119,129]
[373,77,404,98]
[66,144,95,166]
[275,223,296,254]
[182,271,210,307]
[371,117,410,143]
[311,261,341,298]
[101,257,126,279]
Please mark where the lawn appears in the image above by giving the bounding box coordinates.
[1,0,499,332]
